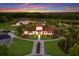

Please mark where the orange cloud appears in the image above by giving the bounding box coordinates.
[0,8,17,12]
[0,4,49,12]
[20,3,48,9]
[0,6,79,12]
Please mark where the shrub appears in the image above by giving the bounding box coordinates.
[0,45,8,56]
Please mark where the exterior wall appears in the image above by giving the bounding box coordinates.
[29,31,37,35]
[12,20,36,26]
[40,31,43,35]
[24,31,52,36]
[43,31,52,35]
[29,33,34,35]
[36,27,43,31]
[15,21,30,26]
[24,31,28,35]
[32,31,43,35]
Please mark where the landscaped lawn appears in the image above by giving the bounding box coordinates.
[7,38,33,56]
[41,35,50,40]
[29,35,38,40]
[29,35,50,40]
[44,40,66,56]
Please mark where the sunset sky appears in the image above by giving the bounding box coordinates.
[0,3,79,12]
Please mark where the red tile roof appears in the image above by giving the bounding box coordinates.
[44,27,53,32]
[36,23,43,27]
[25,23,53,32]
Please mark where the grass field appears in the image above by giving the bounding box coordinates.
[44,40,65,56]
[0,23,16,32]
[0,23,11,29]
[29,35,50,40]
[29,35,38,40]
[41,35,50,40]
[7,38,33,56]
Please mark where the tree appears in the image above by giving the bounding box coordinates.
[16,26,23,35]
[68,43,79,56]
[0,45,8,56]
[0,16,7,23]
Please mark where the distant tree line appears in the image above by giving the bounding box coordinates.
[0,12,79,23]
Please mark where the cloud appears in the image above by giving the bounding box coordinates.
[0,3,48,12]
[19,3,48,9]
[19,3,30,6]
[0,8,28,12]
[0,8,17,12]
[64,7,79,12]
[0,4,79,12]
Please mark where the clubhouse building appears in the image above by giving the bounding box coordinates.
[23,23,53,36]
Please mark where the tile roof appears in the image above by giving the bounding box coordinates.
[43,27,53,32]
[36,23,43,27]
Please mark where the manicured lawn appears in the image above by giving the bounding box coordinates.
[44,40,66,56]
[7,38,33,56]
[29,35,50,40]
[29,35,38,40]
[41,35,50,40]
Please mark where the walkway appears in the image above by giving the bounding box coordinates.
[30,40,45,56]
[44,37,65,42]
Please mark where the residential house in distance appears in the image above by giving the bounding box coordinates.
[11,20,36,26]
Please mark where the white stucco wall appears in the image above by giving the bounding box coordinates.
[24,31,28,35]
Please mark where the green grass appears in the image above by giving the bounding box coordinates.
[28,35,50,40]
[44,40,65,56]
[0,23,11,29]
[29,35,38,40]
[0,23,16,31]
[41,35,50,40]
[29,35,50,40]
[7,38,33,56]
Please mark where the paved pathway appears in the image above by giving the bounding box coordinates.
[44,37,65,42]
[30,39,45,56]
[29,35,45,56]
